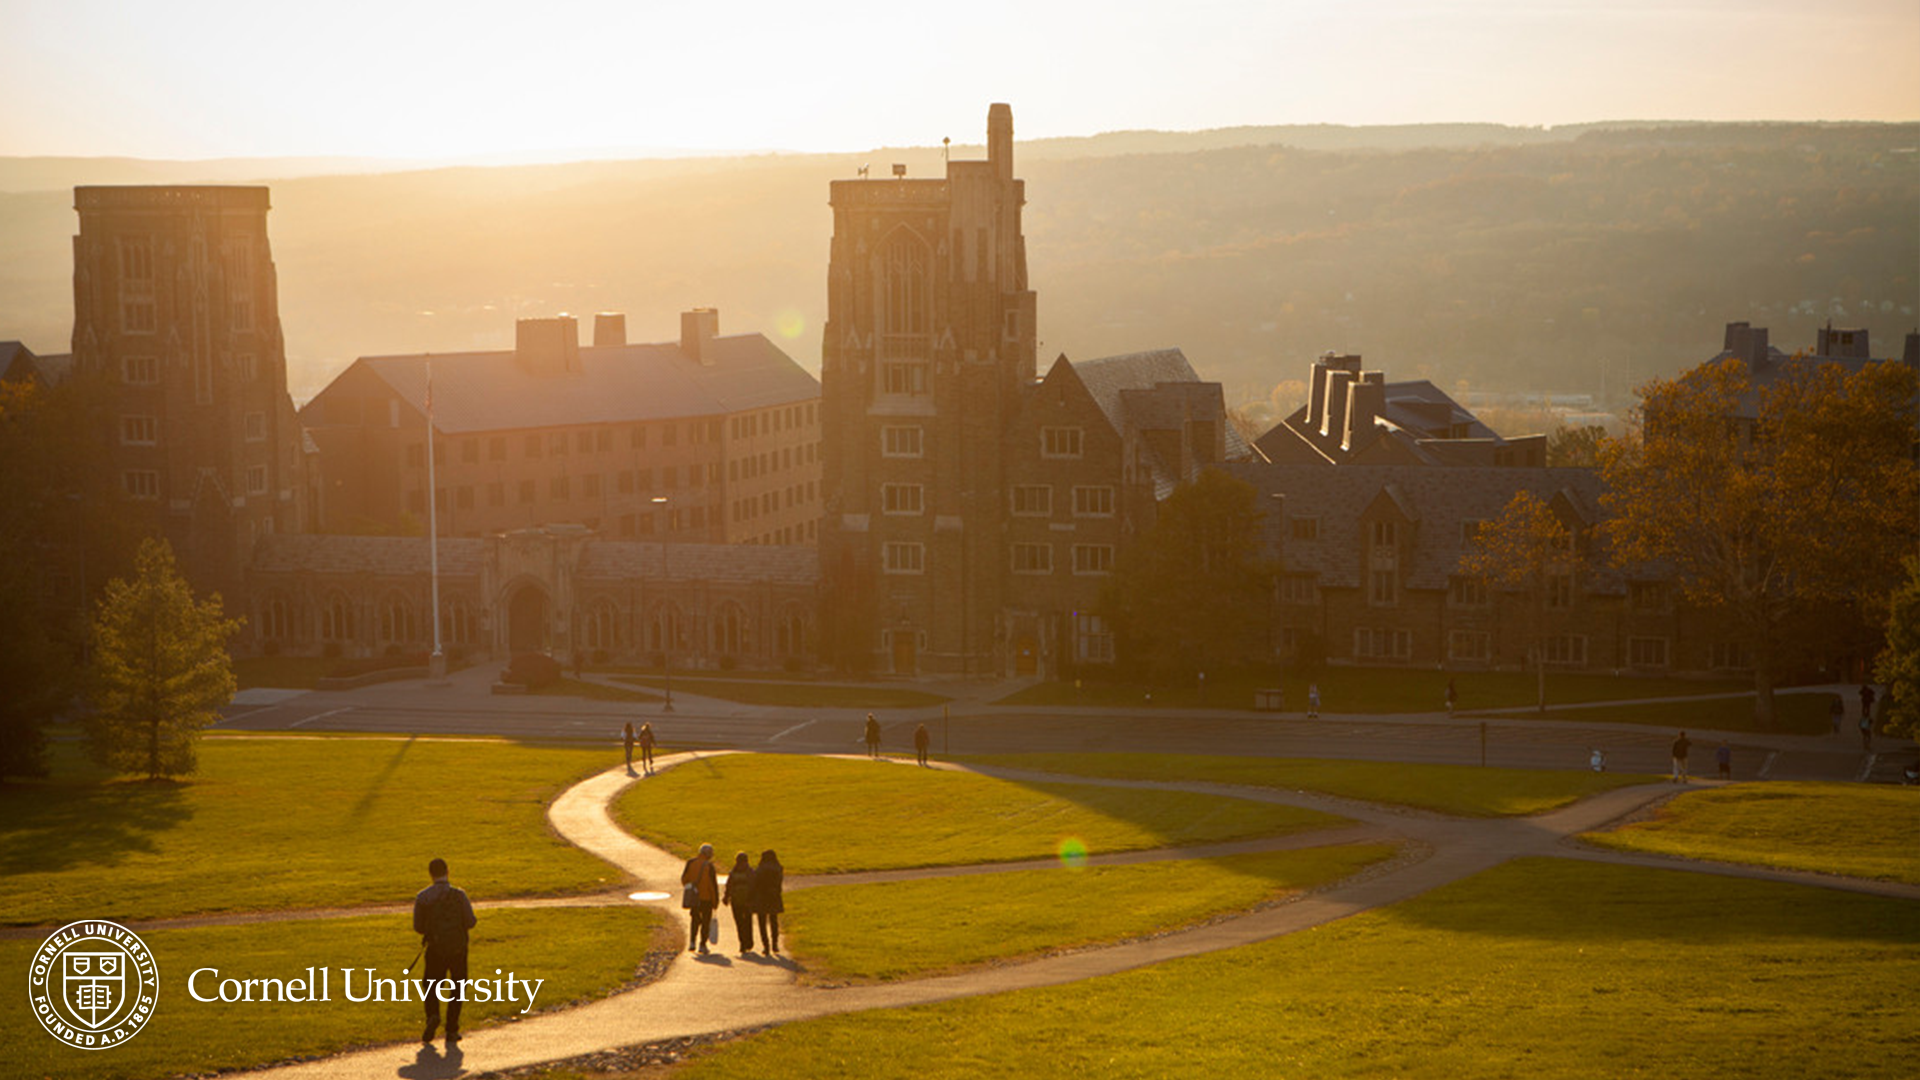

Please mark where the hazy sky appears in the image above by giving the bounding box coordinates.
[5,0,1916,160]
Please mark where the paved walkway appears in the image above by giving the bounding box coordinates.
[233,750,1919,1080]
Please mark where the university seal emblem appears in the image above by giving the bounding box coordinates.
[28,920,159,1049]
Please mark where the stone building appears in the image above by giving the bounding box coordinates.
[68,186,314,602]
[300,309,822,545]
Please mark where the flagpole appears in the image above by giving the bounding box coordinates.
[426,356,446,683]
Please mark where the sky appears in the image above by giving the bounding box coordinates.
[3,0,1916,161]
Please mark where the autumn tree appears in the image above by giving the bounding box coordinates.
[1103,468,1275,685]
[1601,356,1919,727]
[1874,558,1920,740]
[1458,489,1586,712]
[88,538,241,780]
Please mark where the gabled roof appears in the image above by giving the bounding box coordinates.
[311,333,818,434]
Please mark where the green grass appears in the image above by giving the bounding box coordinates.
[613,754,1347,874]
[5,905,667,1080]
[1584,782,1920,884]
[0,738,624,925]
[961,753,1657,817]
[672,858,1920,1080]
[1002,668,1750,713]
[1529,691,1835,734]
[612,676,950,709]
[786,843,1396,982]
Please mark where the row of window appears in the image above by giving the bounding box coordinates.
[881,541,1114,576]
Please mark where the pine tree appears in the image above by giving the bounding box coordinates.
[88,538,241,780]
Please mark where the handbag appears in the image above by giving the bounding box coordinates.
[681,881,699,909]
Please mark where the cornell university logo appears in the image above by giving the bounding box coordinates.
[28,920,159,1049]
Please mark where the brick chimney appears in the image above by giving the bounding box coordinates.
[680,308,719,365]
[515,315,581,375]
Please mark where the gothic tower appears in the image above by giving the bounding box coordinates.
[819,104,1037,674]
[71,186,308,604]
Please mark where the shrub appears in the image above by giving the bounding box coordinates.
[505,652,562,688]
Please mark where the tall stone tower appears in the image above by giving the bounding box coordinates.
[71,186,307,604]
[819,104,1037,674]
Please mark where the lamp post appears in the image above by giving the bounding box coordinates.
[652,495,674,713]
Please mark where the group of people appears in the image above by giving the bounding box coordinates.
[680,844,785,957]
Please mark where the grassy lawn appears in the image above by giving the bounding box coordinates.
[663,858,1919,1080]
[0,738,625,925]
[1528,691,1836,735]
[961,753,1657,818]
[612,676,950,709]
[1584,782,1920,884]
[6,905,668,1080]
[613,754,1347,874]
[786,843,1396,982]
[1002,668,1750,713]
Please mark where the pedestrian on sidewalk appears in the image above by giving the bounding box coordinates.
[1307,683,1321,719]
[639,722,656,774]
[753,849,785,955]
[914,723,930,766]
[865,713,882,759]
[1670,730,1692,783]
[1715,741,1732,780]
[680,844,719,955]
[623,722,636,776]
[722,852,758,957]
[413,857,477,1047]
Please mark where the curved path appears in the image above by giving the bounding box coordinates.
[239,753,1920,1079]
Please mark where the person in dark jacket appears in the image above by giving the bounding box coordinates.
[680,844,720,954]
[722,851,757,956]
[412,857,477,1046]
[752,849,785,955]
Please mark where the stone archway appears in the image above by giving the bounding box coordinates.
[507,583,550,654]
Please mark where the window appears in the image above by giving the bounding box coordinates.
[880,426,922,457]
[246,465,268,495]
[1011,543,1053,574]
[122,356,159,384]
[1072,544,1114,575]
[1290,517,1320,541]
[1280,574,1317,604]
[1072,486,1115,517]
[1011,485,1052,516]
[1369,569,1398,606]
[882,483,923,514]
[1628,637,1670,668]
[244,412,266,442]
[1042,427,1084,458]
[1353,628,1413,661]
[121,416,158,445]
[123,470,160,500]
[1547,574,1574,609]
[1448,576,1488,607]
[1543,635,1588,666]
[883,542,924,574]
[1371,521,1397,547]
[883,361,929,395]
[1448,630,1492,662]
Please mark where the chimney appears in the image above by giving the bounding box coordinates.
[680,308,719,365]
[515,315,581,376]
[1344,372,1386,451]
[593,312,627,348]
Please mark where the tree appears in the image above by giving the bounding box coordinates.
[1459,490,1585,712]
[1601,356,1919,727]
[88,538,241,779]
[1103,468,1275,685]
[1875,557,1920,740]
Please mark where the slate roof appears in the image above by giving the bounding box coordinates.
[338,334,818,434]
[1224,463,1622,594]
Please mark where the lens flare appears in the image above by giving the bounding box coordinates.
[1057,837,1088,868]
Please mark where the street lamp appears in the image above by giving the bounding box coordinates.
[652,495,674,713]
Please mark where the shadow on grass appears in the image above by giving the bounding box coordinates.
[0,776,194,876]
[343,735,416,829]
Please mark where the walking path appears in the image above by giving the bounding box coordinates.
[232,750,1919,1080]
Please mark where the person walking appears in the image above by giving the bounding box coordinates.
[752,849,785,955]
[412,857,477,1046]
[680,844,720,955]
[864,713,882,759]
[722,851,758,957]
[623,722,636,776]
[914,723,931,767]
[1670,730,1692,783]
[1715,741,1732,780]
[638,722,656,774]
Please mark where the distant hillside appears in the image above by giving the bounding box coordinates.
[1,121,1912,411]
